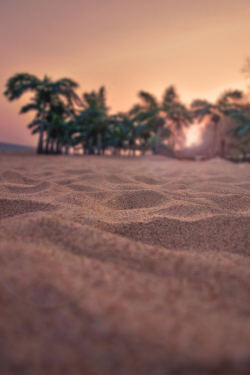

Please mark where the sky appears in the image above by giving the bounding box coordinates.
[0,0,250,147]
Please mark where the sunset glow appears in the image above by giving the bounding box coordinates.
[0,0,250,146]
[185,122,206,148]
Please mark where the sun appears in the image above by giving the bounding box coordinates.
[184,121,205,148]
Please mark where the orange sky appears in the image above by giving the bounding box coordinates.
[0,0,250,146]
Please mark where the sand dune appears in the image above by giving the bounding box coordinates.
[0,154,250,374]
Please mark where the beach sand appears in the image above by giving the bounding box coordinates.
[0,153,250,374]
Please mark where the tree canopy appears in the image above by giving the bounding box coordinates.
[4,72,250,159]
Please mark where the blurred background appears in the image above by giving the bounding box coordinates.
[0,0,250,158]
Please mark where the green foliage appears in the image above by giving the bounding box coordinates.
[191,90,244,158]
[227,111,250,138]
[4,73,81,154]
[191,90,243,123]
[5,71,250,158]
[4,73,40,100]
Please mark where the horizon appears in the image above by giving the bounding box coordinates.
[0,0,250,146]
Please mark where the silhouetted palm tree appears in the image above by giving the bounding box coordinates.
[135,91,164,154]
[133,86,192,155]
[162,86,192,155]
[191,90,243,158]
[80,86,109,155]
[46,99,74,154]
[119,112,138,156]
[4,73,80,153]
[107,114,134,155]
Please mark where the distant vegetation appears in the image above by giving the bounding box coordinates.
[3,59,250,158]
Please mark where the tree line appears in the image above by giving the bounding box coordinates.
[3,72,250,158]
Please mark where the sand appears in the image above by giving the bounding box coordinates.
[0,153,250,374]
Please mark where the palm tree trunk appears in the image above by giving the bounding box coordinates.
[97,133,102,155]
[56,139,62,154]
[45,137,50,154]
[169,136,176,158]
[50,139,55,154]
[37,101,46,154]
[210,122,218,158]
[45,123,51,154]
[155,127,162,154]
[220,139,225,158]
[65,144,69,155]
[88,137,94,154]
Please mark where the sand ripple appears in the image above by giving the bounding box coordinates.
[107,190,168,210]
[0,154,250,374]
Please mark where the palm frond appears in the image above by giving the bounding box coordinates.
[138,91,158,109]
[4,73,40,100]
[162,85,178,105]
[19,103,40,114]
[228,111,250,138]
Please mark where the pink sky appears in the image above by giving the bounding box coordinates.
[0,0,250,146]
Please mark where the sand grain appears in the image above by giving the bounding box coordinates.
[0,154,250,374]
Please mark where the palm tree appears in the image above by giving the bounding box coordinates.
[228,111,250,138]
[80,86,109,155]
[4,73,80,153]
[45,100,73,154]
[20,93,73,154]
[191,90,243,158]
[113,111,138,156]
[161,86,192,155]
[224,110,250,160]
[133,86,192,155]
[135,91,164,154]
[107,114,134,155]
[136,123,152,155]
